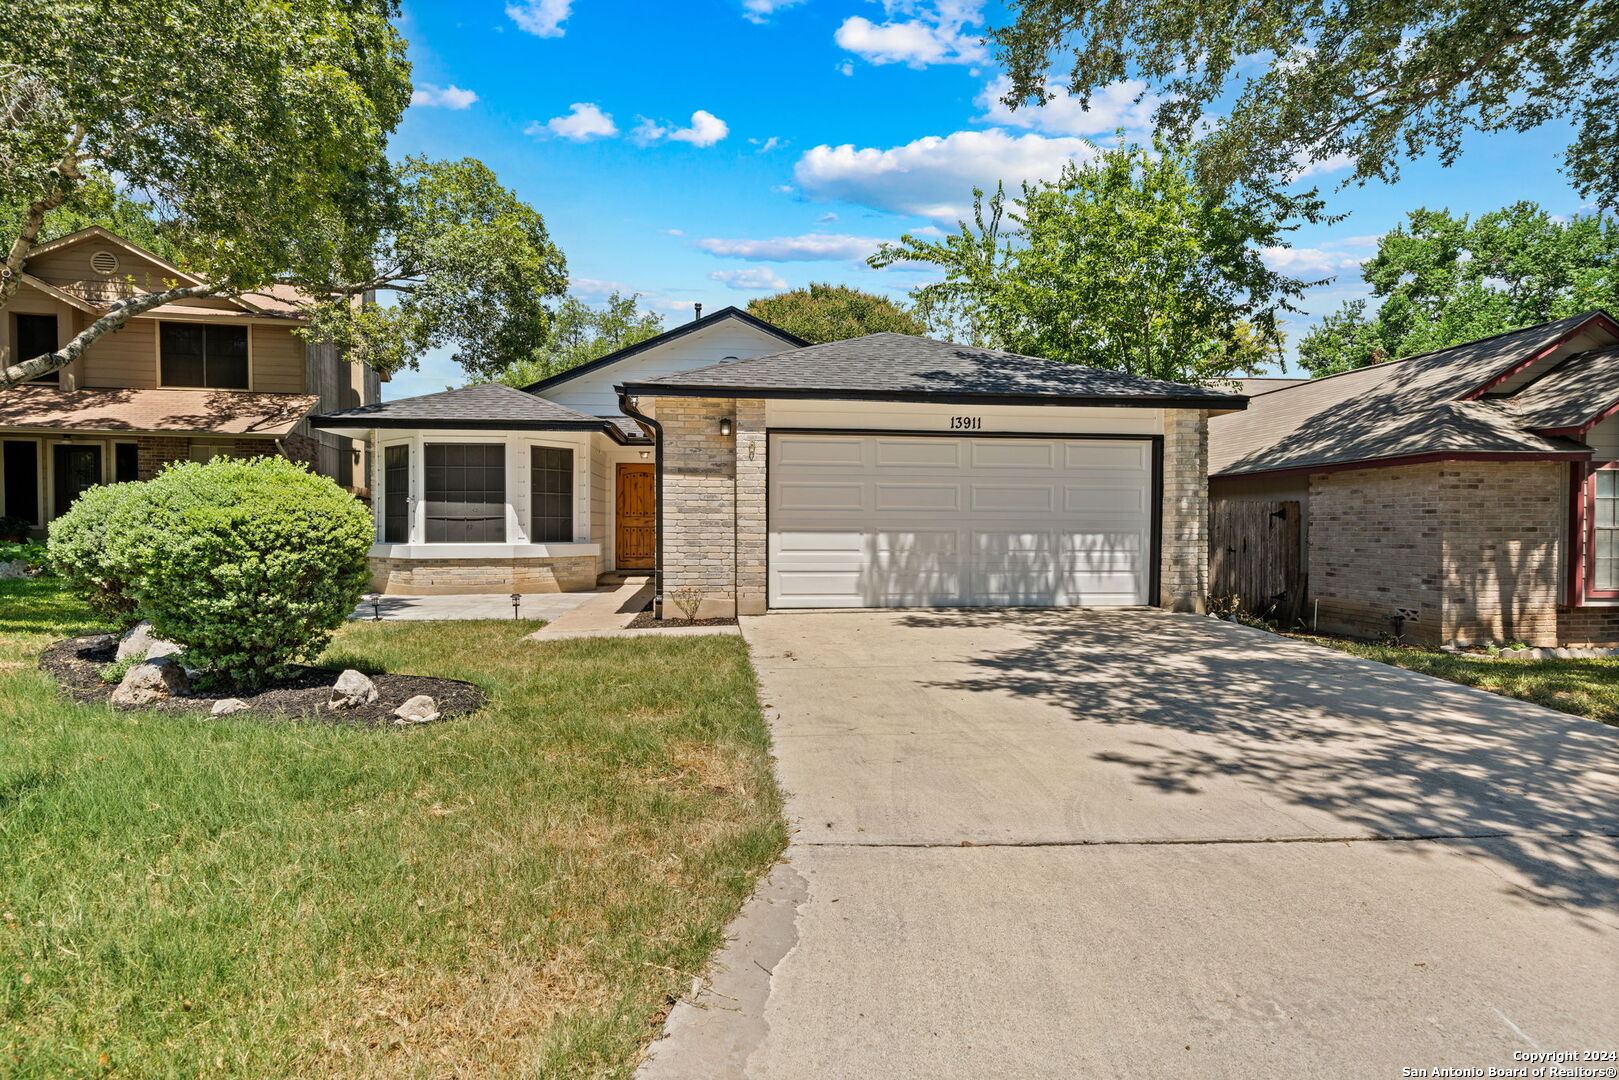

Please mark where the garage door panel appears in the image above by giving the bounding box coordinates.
[874,439,961,468]
[873,483,961,512]
[969,485,1055,512]
[770,434,1153,609]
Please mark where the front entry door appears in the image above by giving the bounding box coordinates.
[52,443,103,518]
[616,462,655,570]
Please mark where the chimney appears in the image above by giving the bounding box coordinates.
[693,303,703,322]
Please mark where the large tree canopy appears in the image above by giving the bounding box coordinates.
[0,0,565,386]
[491,292,666,388]
[1298,202,1619,376]
[869,143,1317,384]
[992,1,1619,209]
[746,283,926,343]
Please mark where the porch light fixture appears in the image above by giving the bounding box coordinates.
[638,449,651,460]
[368,593,382,621]
[718,417,733,437]
[510,592,522,620]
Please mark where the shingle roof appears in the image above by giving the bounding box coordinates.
[1210,312,1619,476]
[1499,345,1619,430]
[621,332,1247,407]
[0,386,317,437]
[309,383,608,431]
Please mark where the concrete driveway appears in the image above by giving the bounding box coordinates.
[640,609,1619,1080]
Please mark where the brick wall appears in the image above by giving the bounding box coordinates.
[371,555,596,595]
[656,396,754,618]
[1307,460,1572,647]
[1437,461,1565,646]
[1160,409,1210,612]
[135,436,191,479]
[1309,464,1444,643]
[1556,607,1619,646]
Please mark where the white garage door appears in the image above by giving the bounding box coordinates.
[768,433,1155,608]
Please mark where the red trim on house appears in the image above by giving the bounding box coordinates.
[1214,450,1592,483]
[1569,459,1590,607]
[1463,312,1619,400]
[1533,394,1619,440]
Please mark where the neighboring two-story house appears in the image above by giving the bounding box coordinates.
[0,227,377,535]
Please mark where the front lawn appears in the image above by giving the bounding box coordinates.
[0,577,784,1078]
[1292,632,1619,727]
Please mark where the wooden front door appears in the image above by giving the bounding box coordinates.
[615,462,656,569]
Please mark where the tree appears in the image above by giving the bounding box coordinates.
[745,283,926,343]
[991,1,1619,210]
[0,1,566,386]
[1297,202,1619,376]
[869,143,1318,384]
[492,292,666,387]
[1,169,183,263]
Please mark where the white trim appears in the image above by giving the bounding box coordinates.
[368,542,600,559]
[0,434,46,526]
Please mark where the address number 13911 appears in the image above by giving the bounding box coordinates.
[949,416,983,430]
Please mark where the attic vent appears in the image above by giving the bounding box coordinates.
[90,250,119,275]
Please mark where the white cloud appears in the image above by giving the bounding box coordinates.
[1258,246,1365,276]
[507,0,572,37]
[710,268,790,291]
[695,234,889,261]
[975,76,1154,137]
[411,84,479,109]
[751,136,784,153]
[794,128,1101,219]
[818,212,839,223]
[742,0,805,22]
[1289,150,1356,180]
[534,102,618,141]
[634,110,730,147]
[570,277,637,301]
[838,60,855,76]
[835,1,986,68]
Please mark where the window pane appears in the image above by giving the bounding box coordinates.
[424,443,505,543]
[530,446,573,543]
[1599,555,1619,592]
[1598,471,1618,497]
[159,323,207,386]
[14,314,59,383]
[383,444,410,543]
[114,443,139,483]
[205,325,249,389]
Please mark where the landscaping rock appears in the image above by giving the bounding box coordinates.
[211,698,250,716]
[329,668,378,709]
[393,695,439,725]
[116,621,184,663]
[0,560,27,579]
[110,657,189,706]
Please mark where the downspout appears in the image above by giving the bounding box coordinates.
[618,391,664,618]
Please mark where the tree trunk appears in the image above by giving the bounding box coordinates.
[2,284,225,386]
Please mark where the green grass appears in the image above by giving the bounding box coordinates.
[0,578,785,1078]
[1293,632,1619,727]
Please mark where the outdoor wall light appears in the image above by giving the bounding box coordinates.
[510,592,522,620]
[368,593,382,621]
[638,449,651,460]
[718,417,733,437]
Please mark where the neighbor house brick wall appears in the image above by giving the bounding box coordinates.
[1309,464,1444,643]
[1436,461,1565,647]
[1306,461,1570,647]
[135,436,191,479]
[1160,409,1210,612]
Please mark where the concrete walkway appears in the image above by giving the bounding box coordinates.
[348,591,599,622]
[640,609,1619,1079]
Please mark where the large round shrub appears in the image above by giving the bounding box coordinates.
[47,482,150,621]
[108,456,373,685]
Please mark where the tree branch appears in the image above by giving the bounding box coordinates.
[2,282,227,386]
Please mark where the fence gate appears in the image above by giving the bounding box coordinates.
[1209,500,1304,623]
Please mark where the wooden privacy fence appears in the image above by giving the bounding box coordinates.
[1209,499,1304,623]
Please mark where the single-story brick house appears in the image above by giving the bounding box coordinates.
[1209,310,1619,647]
[312,307,1245,616]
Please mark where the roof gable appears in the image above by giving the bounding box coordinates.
[1209,311,1619,476]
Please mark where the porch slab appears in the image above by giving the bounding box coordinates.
[348,591,602,622]
[526,578,655,638]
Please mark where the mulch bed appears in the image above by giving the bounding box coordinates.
[40,634,485,728]
[626,609,739,629]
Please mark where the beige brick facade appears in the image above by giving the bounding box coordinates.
[656,397,1212,616]
[1160,409,1210,611]
[369,555,597,595]
[1306,460,1603,647]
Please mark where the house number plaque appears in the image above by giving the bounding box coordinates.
[949,416,983,430]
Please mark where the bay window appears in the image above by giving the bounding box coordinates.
[424,443,505,543]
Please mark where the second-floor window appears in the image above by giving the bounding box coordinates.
[160,322,249,389]
[14,314,60,383]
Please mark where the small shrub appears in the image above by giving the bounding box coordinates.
[665,586,705,622]
[0,539,50,571]
[107,456,373,686]
[47,483,149,620]
[98,656,140,685]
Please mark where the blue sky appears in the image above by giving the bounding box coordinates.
[386,0,1591,398]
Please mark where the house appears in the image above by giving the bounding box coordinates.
[312,306,1245,616]
[1208,310,1619,647]
[0,227,377,535]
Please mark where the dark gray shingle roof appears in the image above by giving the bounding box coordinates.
[310,383,607,430]
[620,332,1246,407]
[1501,346,1619,430]
[1210,312,1619,476]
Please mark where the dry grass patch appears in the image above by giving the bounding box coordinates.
[0,578,785,1079]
